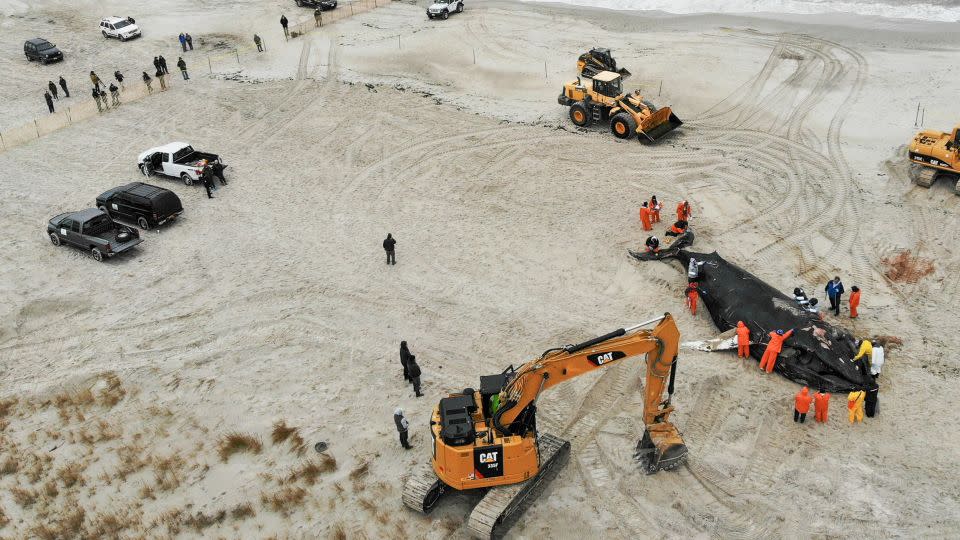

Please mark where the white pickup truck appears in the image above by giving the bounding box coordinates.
[137,142,227,186]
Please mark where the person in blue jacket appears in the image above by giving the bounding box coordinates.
[824,276,845,316]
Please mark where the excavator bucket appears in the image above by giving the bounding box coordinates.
[635,422,688,474]
[638,107,683,142]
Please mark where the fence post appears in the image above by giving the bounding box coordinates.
[398,34,401,50]
[658,80,662,96]
[914,102,920,126]
[34,119,40,138]
[67,107,71,124]
[0,132,5,151]
[473,48,476,64]
[544,60,547,79]
[236,48,241,65]
[208,56,213,73]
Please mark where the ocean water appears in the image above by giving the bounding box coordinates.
[522,0,960,22]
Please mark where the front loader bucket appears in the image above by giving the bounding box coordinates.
[638,107,683,142]
[635,422,687,474]
[618,67,632,80]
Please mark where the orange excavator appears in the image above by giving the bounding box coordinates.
[402,314,686,538]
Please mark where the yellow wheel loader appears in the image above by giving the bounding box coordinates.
[559,63,681,142]
[908,123,960,194]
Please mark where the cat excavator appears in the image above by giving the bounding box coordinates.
[402,314,686,539]
[908,123,960,194]
[559,49,682,142]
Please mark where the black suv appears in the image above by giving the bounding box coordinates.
[96,182,183,230]
[24,38,64,64]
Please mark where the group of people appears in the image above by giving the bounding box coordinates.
[42,52,193,115]
[394,341,424,449]
[178,32,194,52]
[88,70,124,113]
[792,277,862,319]
[41,76,71,113]
[733,318,884,425]
[642,196,692,255]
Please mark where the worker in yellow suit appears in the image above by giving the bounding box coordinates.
[853,339,873,364]
[847,390,865,424]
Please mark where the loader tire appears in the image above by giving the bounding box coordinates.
[569,102,591,127]
[610,113,636,140]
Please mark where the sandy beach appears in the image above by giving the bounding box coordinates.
[1,0,959,537]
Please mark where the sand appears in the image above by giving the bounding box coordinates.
[1,0,959,538]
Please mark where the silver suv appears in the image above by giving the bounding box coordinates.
[100,16,141,41]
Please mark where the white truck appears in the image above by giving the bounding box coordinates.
[100,17,141,41]
[137,142,227,186]
[426,0,463,20]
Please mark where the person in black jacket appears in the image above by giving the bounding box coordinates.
[177,57,189,80]
[864,381,879,418]
[114,70,125,90]
[400,341,412,381]
[824,276,845,316]
[159,55,169,74]
[383,233,396,265]
[201,168,215,198]
[47,81,58,100]
[408,355,423,397]
[58,76,70,98]
[44,91,54,113]
[280,15,289,39]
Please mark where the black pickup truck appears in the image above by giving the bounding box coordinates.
[47,209,142,261]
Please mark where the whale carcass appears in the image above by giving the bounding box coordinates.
[630,234,872,392]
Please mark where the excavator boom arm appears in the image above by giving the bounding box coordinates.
[496,314,681,430]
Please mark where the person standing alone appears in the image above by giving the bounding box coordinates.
[394,408,412,449]
[824,276,845,316]
[383,233,396,265]
[59,76,70,98]
[177,57,189,80]
[280,15,289,39]
[254,34,263,52]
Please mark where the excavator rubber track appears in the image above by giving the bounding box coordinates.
[910,164,937,188]
[402,461,447,515]
[466,433,570,540]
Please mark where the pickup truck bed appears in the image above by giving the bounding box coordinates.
[176,150,221,168]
